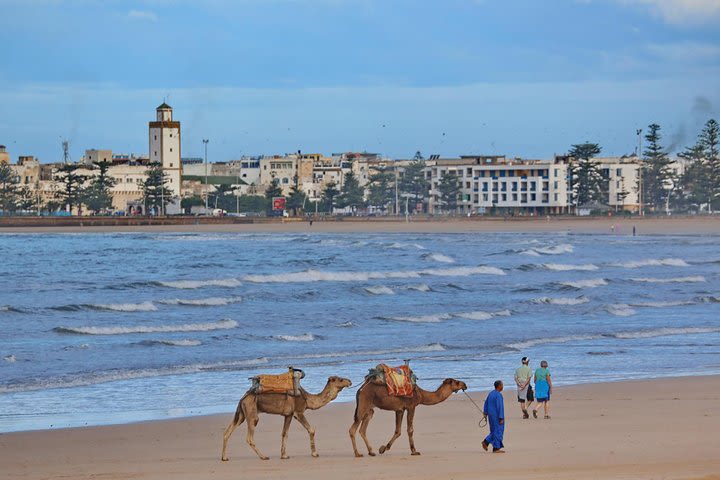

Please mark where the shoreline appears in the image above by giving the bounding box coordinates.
[1,216,720,234]
[2,375,718,479]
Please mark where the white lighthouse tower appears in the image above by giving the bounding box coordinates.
[149,102,182,214]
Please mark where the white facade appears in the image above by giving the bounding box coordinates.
[149,103,182,214]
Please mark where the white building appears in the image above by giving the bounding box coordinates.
[149,102,182,214]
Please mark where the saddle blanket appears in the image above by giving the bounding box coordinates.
[251,369,304,395]
[380,364,415,397]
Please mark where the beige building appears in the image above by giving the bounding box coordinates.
[149,103,182,213]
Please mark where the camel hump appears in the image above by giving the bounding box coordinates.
[251,369,303,396]
[365,363,417,397]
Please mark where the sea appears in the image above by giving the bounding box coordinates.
[1,231,719,432]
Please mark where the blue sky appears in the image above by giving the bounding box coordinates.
[1,0,719,162]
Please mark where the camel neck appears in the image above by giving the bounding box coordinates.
[418,385,453,406]
[304,383,340,410]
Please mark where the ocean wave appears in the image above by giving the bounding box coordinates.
[3,355,16,363]
[137,339,202,347]
[543,263,599,271]
[158,296,243,306]
[53,319,239,335]
[424,253,455,264]
[364,286,395,295]
[91,302,157,312]
[558,278,608,289]
[609,327,720,339]
[157,278,241,289]
[524,244,574,255]
[0,357,269,394]
[697,296,720,303]
[384,310,510,323]
[407,284,432,292]
[242,266,504,283]
[631,276,705,284]
[280,343,447,360]
[629,300,695,308]
[532,296,590,305]
[336,321,354,328]
[506,334,598,350]
[606,304,637,317]
[519,249,541,257]
[273,333,320,342]
[610,258,689,268]
[454,310,512,321]
[0,305,23,313]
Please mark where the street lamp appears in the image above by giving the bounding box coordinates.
[203,139,209,214]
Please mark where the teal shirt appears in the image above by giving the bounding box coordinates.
[534,367,550,382]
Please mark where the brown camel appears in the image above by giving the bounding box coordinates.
[349,378,467,457]
[221,375,352,461]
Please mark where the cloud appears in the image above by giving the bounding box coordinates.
[646,41,720,61]
[128,9,158,21]
[620,0,720,25]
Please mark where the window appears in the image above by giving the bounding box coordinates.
[170,133,173,137]
[554,169,558,177]
[170,163,173,167]
[501,193,507,201]
[170,148,172,152]
[531,193,536,201]
[554,193,558,201]
[616,180,621,188]
[154,135,157,140]
[616,168,622,176]
[282,177,289,184]
[554,181,558,189]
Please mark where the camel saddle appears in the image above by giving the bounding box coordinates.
[365,363,417,397]
[251,367,305,396]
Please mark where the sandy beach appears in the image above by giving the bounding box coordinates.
[2,375,719,480]
[1,216,720,235]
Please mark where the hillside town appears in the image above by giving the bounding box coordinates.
[1,102,718,217]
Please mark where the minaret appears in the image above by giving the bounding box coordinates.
[149,102,182,213]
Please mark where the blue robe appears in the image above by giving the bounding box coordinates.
[483,389,505,450]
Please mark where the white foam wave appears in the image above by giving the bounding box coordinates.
[243,266,504,283]
[146,339,202,347]
[407,284,431,292]
[386,313,453,323]
[0,357,269,394]
[158,278,241,289]
[91,301,157,312]
[274,333,318,342]
[520,249,541,257]
[454,310,512,321]
[611,327,720,339]
[55,319,238,335]
[364,286,395,295]
[427,253,455,264]
[534,244,574,255]
[606,304,637,317]
[387,309,510,323]
[611,258,689,268]
[159,296,242,306]
[533,296,590,305]
[543,263,598,271]
[285,343,447,360]
[506,334,598,351]
[631,276,705,284]
[336,321,354,328]
[3,355,16,363]
[559,278,608,289]
[389,242,426,250]
[630,300,695,308]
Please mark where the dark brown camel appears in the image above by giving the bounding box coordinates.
[349,378,467,457]
[222,375,352,461]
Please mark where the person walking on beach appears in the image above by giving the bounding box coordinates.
[482,380,505,453]
[515,357,533,418]
[532,360,553,419]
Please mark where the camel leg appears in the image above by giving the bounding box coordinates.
[407,407,420,455]
[379,410,404,455]
[245,411,269,460]
[295,413,319,458]
[349,414,364,458]
[359,409,376,456]
[221,403,246,461]
[280,415,293,460]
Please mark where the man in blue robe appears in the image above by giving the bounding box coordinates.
[482,380,505,453]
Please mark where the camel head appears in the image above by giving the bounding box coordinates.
[442,378,467,393]
[327,375,352,390]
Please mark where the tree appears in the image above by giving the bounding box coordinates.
[286,175,307,216]
[399,159,429,211]
[567,142,604,209]
[141,162,172,215]
[181,195,204,214]
[437,171,461,214]
[0,163,19,214]
[641,124,674,212]
[336,171,365,212]
[16,186,37,213]
[211,183,235,209]
[55,163,88,215]
[83,160,116,214]
[367,171,395,213]
[679,119,720,212]
[321,181,340,213]
[264,178,283,200]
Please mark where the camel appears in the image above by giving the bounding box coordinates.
[349,377,467,457]
[221,375,352,461]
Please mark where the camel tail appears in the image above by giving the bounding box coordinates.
[233,392,250,424]
[353,380,369,422]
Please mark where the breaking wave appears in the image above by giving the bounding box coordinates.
[609,327,720,339]
[521,244,574,256]
[336,321,354,328]
[273,333,320,342]
[364,286,395,295]
[242,266,504,283]
[383,310,510,323]
[137,339,202,347]
[506,334,598,350]
[532,296,590,305]
[606,304,637,317]
[281,342,447,360]
[629,300,695,308]
[610,258,689,268]
[543,263,599,271]
[158,296,243,306]
[558,278,608,289]
[424,253,456,264]
[157,278,241,289]
[407,284,432,292]
[3,355,16,363]
[91,302,157,312]
[631,276,705,284]
[53,319,239,335]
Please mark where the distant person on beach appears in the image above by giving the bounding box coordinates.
[482,380,505,453]
[532,360,553,419]
[633,225,636,236]
[515,357,534,419]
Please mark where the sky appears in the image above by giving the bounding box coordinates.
[1,0,719,163]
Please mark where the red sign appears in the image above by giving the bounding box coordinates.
[272,197,286,211]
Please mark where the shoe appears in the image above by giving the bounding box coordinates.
[532,410,537,419]
[523,411,529,419]
[492,447,505,454]
[544,415,551,419]
[481,440,489,451]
